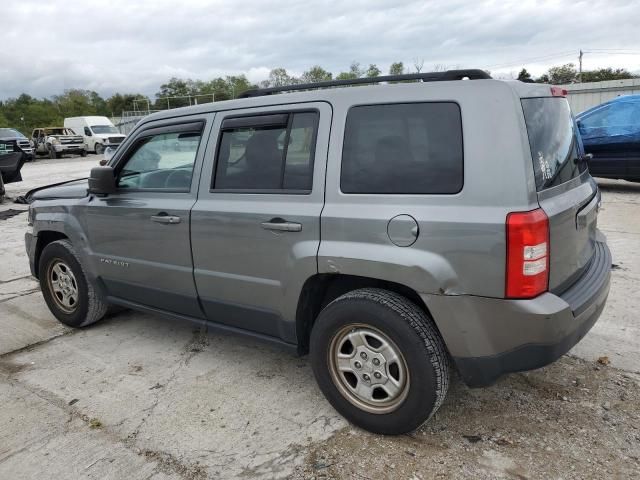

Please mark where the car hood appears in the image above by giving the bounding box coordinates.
[27,178,88,201]
[0,136,28,142]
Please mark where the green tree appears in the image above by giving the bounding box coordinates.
[261,68,299,88]
[336,62,363,80]
[389,62,404,75]
[580,67,636,82]
[300,66,333,83]
[365,64,381,77]
[545,63,578,84]
[53,89,107,118]
[105,93,152,115]
[517,68,532,82]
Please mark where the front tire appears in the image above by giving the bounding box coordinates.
[310,288,450,435]
[39,239,108,328]
[80,149,87,157]
[95,143,104,155]
[48,145,57,159]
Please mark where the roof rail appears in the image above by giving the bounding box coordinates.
[239,69,491,98]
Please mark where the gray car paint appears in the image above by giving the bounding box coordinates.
[26,78,608,369]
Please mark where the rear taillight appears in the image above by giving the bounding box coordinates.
[505,208,549,299]
[550,86,568,97]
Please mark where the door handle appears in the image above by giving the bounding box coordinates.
[261,219,302,232]
[151,214,181,224]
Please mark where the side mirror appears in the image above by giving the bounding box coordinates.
[88,166,116,195]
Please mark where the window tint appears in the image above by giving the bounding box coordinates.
[521,97,585,191]
[582,102,640,129]
[117,130,202,191]
[340,103,463,194]
[214,112,318,191]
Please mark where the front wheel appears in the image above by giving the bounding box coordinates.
[48,146,57,159]
[310,288,450,434]
[39,239,108,328]
[80,149,87,157]
[95,143,104,155]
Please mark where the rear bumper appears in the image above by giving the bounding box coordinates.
[422,239,611,387]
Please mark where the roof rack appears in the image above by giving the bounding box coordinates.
[239,69,491,98]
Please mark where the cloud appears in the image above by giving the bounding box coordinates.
[0,0,638,99]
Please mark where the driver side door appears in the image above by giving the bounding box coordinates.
[84,116,213,318]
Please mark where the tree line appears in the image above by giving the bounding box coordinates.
[1,61,636,136]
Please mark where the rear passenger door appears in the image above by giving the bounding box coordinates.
[191,102,331,343]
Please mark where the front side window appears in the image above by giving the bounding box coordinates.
[92,125,119,134]
[214,111,318,192]
[117,128,202,191]
[340,103,463,194]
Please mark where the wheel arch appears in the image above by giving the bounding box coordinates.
[33,230,69,278]
[295,273,437,355]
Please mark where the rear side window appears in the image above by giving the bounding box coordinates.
[214,112,318,192]
[341,103,463,194]
[521,97,586,191]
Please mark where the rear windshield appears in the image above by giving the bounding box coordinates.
[522,97,587,191]
[521,97,586,191]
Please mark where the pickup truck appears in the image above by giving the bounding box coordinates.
[0,140,25,200]
[32,128,86,159]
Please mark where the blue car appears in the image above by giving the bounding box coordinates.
[576,95,640,182]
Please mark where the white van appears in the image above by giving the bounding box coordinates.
[64,116,126,155]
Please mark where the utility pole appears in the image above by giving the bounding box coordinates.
[578,50,583,83]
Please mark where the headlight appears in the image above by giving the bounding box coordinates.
[51,138,60,145]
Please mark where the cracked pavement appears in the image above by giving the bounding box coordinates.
[0,158,639,479]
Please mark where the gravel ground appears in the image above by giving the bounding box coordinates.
[0,158,639,479]
[293,356,640,479]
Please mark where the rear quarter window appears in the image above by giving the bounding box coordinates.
[340,102,463,194]
[521,97,586,191]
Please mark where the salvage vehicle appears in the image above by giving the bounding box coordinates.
[0,128,35,161]
[32,127,86,159]
[64,116,126,155]
[0,139,25,200]
[25,70,611,434]
[577,95,640,182]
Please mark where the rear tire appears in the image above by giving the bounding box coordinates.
[39,239,108,328]
[310,288,449,434]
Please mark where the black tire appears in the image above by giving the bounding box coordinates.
[310,288,449,435]
[48,145,57,159]
[95,143,104,155]
[39,239,108,328]
[80,149,87,157]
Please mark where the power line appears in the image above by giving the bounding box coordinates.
[486,51,576,69]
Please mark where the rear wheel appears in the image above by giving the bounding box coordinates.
[39,239,108,328]
[310,288,450,434]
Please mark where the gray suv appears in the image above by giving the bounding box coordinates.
[25,70,611,434]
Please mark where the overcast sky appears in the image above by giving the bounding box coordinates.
[1,0,638,99]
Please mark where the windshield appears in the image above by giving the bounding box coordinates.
[0,128,26,139]
[521,97,586,191]
[91,125,119,134]
[44,128,76,136]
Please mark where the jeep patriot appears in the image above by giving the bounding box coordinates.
[25,70,611,434]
